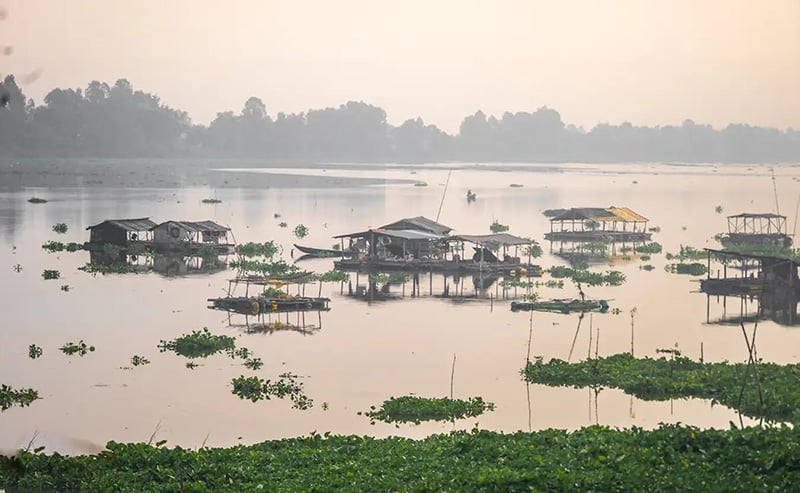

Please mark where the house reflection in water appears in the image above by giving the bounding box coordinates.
[87,250,229,277]
[701,249,800,327]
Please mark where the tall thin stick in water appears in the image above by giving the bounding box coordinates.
[450,353,456,399]
[435,169,452,223]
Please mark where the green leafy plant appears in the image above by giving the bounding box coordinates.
[548,266,625,286]
[60,340,95,356]
[60,284,71,292]
[237,241,280,259]
[131,355,150,366]
[635,242,662,254]
[279,221,288,228]
[28,344,43,359]
[0,384,40,411]
[316,269,349,283]
[665,263,707,276]
[293,224,309,239]
[201,198,222,204]
[231,373,313,410]
[715,205,723,214]
[159,328,235,359]
[42,269,60,280]
[52,223,68,234]
[666,245,706,261]
[363,396,495,425]
[244,358,263,370]
[489,220,509,233]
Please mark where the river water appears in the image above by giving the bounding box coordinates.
[1,161,799,454]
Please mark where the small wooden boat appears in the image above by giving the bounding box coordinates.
[511,299,609,314]
[294,244,351,257]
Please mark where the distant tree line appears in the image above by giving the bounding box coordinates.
[1,75,799,163]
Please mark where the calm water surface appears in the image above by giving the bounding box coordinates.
[2,162,799,454]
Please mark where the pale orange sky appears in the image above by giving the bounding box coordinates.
[1,0,798,132]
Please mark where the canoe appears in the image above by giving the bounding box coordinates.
[293,244,351,257]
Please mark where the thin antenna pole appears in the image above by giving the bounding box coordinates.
[436,169,452,223]
[450,353,457,399]
[770,167,780,215]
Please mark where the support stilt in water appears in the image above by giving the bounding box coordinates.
[450,353,456,400]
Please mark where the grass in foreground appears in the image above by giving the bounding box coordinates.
[2,425,800,491]
[523,353,800,424]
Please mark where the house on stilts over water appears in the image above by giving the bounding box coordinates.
[717,213,793,248]
[544,207,651,242]
[86,218,234,253]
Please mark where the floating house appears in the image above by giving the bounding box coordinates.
[380,216,453,236]
[718,213,793,247]
[151,220,233,252]
[86,218,157,245]
[544,207,651,242]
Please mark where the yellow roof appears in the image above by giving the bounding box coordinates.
[607,207,648,222]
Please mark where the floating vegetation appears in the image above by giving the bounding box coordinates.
[27,197,47,204]
[641,264,655,271]
[368,272,410,286]
[51,223,68,234]
[413,182,428,187]
[42,269,60,280]
[274,213,281,218]
[201,198,222,204]
[500,279,534,289]
[293,224,309,239]
[523,244,543,258]
[60,340,95,356]
[648,226,661,233]
[243,357,263,370]
[640,254,651,261]
[548,266,625,286]
[5,426,800,490]
[278,222,288,228]
[523,353,800,424]
[79,262,137,275]
[666,245,706,261]
[28,344,42,359]
[363,396,495,425]
[60,285,70,292]
[0,384,40,411]
[185,362,198,370]
[635,242,662,254]
[489,220,509,233]
[130,355,150,367]
[228,259,300,277]
[42,241,83,253]
[316,269,349,283]
[509,183,523,188]
[159,328,235,359]
[236,241,280,258]
[665,263,707,276]
[231,373,313,410]
[715,205,724,214]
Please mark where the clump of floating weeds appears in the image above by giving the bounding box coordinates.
[231,373,313,410]
[278,221,288,228]
[185,362,198,370]
[51,223,68,234]
[315,269,349,283]
[0,384,40,411]
[236,241,280,258]
[549,266,625,286]
[665,263,707,276]
[243,358,263,370]
[60,285,70,292]
[666,245,706,261]
[640,254,651,261]
[42,269,60,280]
[28,344,42,359]
[641,264,655,271]
[201,198,222,204]
[362,396,495,425]
[42,241,83,253]
[60,340,95,356]
[648,226,661,233]
[715,205,723,214]
[131,355,150,367]
[635,242,662,254]
[293,224,309,239]
[489,220,509,233]
[159,328,235,359]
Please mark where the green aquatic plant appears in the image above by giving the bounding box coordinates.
[201,198,222,204]
[42,269,60,280]
[60,285,71,292]
[243,358,263,371]
[79,262,138,275]
[28,344,42,359]
[130,355,150,367]
[316,269,349,283]
[648,226,661,233]
[42,241,83,253]
[60,340,95,356]
[640,254,651,261]
[715,205,723,214]
[665,263,707,276]
[666,245,706,261]
[279,221,288,228]
[231,373,313,410]
[489,219,509,233]
[236,241,280,259]
[363,396,495,425]
[228,258,300,276]
[0,384,40,411]
[523,244,543,258]
[548,266,625,286]
[523,353,800,424]
[635,242,662,254]
[52,223,68,234]
[641,264,655,271]
[159,328,235,359]
[185,362,198,370]
[293,224,309,239]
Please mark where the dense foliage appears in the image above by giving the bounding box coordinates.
[235,241,280,259]
[51,223,68,234]
[364,396,495,425]
[158,328,235,359]
[231,373,312,410]
[60,340,95,356]
[548,266,625,286]
[523,353,800,424]
[3,75,800,162]
[4,425,800,491]
[0,384,39,411]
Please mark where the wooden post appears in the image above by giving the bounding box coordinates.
[700,342,704,363]
[450,353,456,399]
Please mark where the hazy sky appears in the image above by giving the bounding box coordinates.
[2,0,799,132]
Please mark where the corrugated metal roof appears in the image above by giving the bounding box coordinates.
[333,228,444,241]
[153,220,230,233]
[454,233,534,246]
[381,216,453,235]
[86,218,157,231]
[728,213,786,219]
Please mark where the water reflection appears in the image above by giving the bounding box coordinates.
[343,271,521,304]
[548,239,647,266]
[87,251,230,277]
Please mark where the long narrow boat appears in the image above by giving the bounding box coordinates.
[511,299,609,314]
[293,244,352,257]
